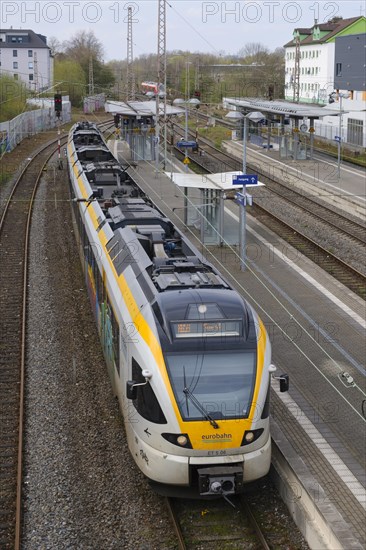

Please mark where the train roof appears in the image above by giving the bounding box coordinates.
[69,122,233,298]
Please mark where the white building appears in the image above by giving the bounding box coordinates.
[284,16,366,147]
[0,29,53,91]
[284,16,365,104]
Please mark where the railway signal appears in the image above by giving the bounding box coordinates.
[54,93,62,117]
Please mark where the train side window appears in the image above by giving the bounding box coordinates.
[132,358,167,424]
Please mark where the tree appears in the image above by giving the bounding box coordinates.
[0,75,29,122]
[63,30,104,65]
[238,42,269,60]
[48,36,63,57]
[54,59,86,106]
[62,31,114,92]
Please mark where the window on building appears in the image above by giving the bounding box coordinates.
[29,74,34,81]
[28,50,33,57]
[316,50,319,57]
[336,63,342,76]
[312,67,314,74]
[13,62,18,69]
[13,50,17,57]
[11,37,16,42]
[14,74,18,80]
[17,37,23,43]
[28,62,33,69]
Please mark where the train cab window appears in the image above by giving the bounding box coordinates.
[165,351,256,421]
[132,358,167,424]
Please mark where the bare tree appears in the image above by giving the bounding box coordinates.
[63,30,104,63]
[237,42,269,59]
[48,36,63,57]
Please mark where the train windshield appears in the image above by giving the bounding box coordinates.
[165,351,256,421]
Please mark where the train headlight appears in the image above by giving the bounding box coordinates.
[162,433,192,448]
[244,431,255,443]
[241,429,264,446]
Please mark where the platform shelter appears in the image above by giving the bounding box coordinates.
[105,100,183,162]
[166,171,264,246]
[223,98,345,160]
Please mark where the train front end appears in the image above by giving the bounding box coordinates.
[127,288,273,498]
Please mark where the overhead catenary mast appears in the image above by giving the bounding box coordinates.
[126,6,136,101]
[89,55,94,96]
[33,51,39,93]
[155,0,167,173]
[293,33,300,103]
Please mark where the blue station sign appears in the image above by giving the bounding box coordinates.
[232,174,258,185]
[176,140,198,148]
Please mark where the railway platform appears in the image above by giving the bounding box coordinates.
[111,140,365,549]
[222,140,366,221]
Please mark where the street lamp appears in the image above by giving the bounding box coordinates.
[225,110,264,271]
[173,97,200,171]
[329,90,350,177]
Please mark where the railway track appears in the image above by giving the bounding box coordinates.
[166,496,271,550]
[173,125,366,299]
[0,121,112,549]
[0,137,67,549]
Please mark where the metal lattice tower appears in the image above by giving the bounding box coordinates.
[126,6,136,101]
[293,35,300,102]
[155,0,167,171]
[194,57,200,92]
[89,55,94,96]
[33,51,39,93]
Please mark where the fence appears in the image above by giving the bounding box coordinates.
[314,118,365,149]
[0,104,72,154]
[83,94,106,114]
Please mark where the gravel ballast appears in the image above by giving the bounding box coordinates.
[22,155,309,549]
[23,163,175,549]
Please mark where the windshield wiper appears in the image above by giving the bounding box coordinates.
[183,386,219,429]
[183,366,190,417]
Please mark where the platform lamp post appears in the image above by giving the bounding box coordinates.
[225,110,264,271]
[329,90,350,178]
[173,97,200,172]
[337,91,350,178]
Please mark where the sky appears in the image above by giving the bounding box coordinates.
[1,1,365,61]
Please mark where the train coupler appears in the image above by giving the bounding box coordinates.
[198,465,243,496]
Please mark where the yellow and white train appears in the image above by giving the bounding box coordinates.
[67,121,288,498]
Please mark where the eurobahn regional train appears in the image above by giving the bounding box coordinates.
[67,121,288,498]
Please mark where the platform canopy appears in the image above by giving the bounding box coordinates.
[165,171,264,191]
[105,100,184,117]
[223,97,345,118]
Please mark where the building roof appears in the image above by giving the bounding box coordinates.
[0,29,49,49]
[223,98,345,119]
[105,100,185,117]
[166,172,264,191]
[284,16,363,47]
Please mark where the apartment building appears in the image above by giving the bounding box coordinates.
[284,16,366,146]
[0,28,53,91]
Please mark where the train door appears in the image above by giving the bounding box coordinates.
[100,277,119,394]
